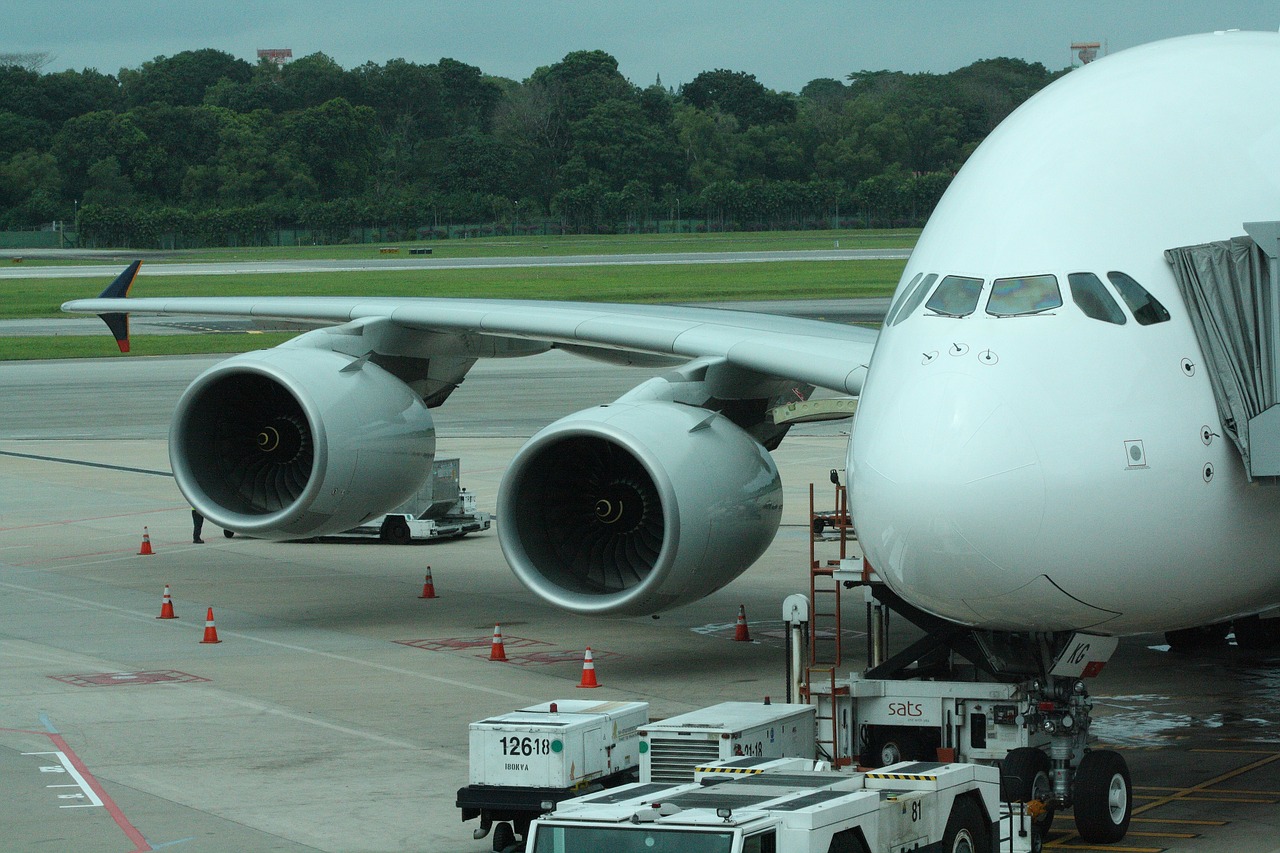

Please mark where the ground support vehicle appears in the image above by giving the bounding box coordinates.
[527,756,1036,853]
[639,701,816,783]
[457,700,648,852]
[331,457,491,543]
[793,556,1132,848]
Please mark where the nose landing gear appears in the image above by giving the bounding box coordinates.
[1015,675,1132,845]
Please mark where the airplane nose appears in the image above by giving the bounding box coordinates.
[851,371,1046,618]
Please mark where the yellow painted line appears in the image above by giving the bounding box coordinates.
[1135,794,1276,805]
[1052,749,1280,849]
[1054,809,1223,824]
[1139,785,1280,796]
[1190,747,1278,755]
[1131,750,1280,817]
[1045,844,1162,852]
[1123,831,1197,839]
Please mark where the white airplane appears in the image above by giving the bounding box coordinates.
[64,31,1280,843]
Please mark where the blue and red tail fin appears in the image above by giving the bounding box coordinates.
[96,260,141,353]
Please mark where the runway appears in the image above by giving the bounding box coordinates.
[0,248,911,279]
[4,354,1280,852]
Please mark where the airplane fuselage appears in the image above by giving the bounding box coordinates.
[849,31,1280,635]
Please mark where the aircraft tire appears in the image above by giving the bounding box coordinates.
[1073,750,1131,843]
[1000,747,1054,849]
[1233,615,1280,650]
[1164,622,1229,652]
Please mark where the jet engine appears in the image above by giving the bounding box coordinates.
[169,347,436,538]
[498,401,783,615]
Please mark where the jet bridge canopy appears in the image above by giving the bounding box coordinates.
[1165,223,1280,478]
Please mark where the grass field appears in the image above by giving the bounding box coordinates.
[1,230,910,360]
[0,332,300,360]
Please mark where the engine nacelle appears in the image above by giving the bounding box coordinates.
[498,401,783,615]
[169,347,435,539]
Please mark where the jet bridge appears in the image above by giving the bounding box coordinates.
[1166,222,1280,478]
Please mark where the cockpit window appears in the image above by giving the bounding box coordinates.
[1068,273,1127,325]
[924,275,984,317]
[986,274,1062,317]
[1108,271,1170,325]
[889,272,937,326]
[884,272,923,326]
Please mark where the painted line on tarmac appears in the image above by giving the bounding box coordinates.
[198,692,426,751]
[9,720,154,853]
[0,576,536,702]
[0,448,172,477]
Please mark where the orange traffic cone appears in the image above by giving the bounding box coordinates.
[200,607,222,644]
[489,624,508,662]
[156,584,178,619]
[577,647,601,688]
[734,604,751,642]
[138,527,154,555]
[418,566,438,599]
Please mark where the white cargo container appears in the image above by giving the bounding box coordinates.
[458,699,648,850]
[468,699,647,788]
[639,701,815,783]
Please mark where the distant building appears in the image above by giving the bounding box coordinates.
[257,48,293,66]
[1071,42,1102,66]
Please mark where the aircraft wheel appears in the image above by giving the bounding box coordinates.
[222,529,235,538]
[1234,615,1280,650]
[1000,747,1054,849]
[941,795,990,853]
[1073,750,1131,843]
[1164,622,1229,652]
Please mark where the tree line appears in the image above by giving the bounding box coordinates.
[0,47,1064,247]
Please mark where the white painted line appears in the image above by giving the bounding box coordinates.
[21,750,103,808]
[201,693,432,752]
[0,577,535,701]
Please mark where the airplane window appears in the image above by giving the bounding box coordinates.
[986,274,1062,316]
[884,272,924,326]
[1068,273,1127,325]
[1108,271,1171,325]
[889,272,938,326]
[924,275,984,317]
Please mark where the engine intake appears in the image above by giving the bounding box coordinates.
[170,347,435,538]
[498,401,783,615]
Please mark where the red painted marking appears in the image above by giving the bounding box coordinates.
[2,727,152,853]
[396,635,550,652]
[46,732,153,852]
[1082,661,1107,678]
[50,670,209,688]
[510,649,620,666]
[0,505,187,533]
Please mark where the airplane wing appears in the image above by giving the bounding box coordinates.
[62,290,877,395]
[61,265,879,618]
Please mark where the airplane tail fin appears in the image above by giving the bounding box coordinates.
[95,260,141,352]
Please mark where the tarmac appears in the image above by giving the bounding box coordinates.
[3,353,1280,852]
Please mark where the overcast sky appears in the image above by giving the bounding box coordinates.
[10,1,1278,92]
